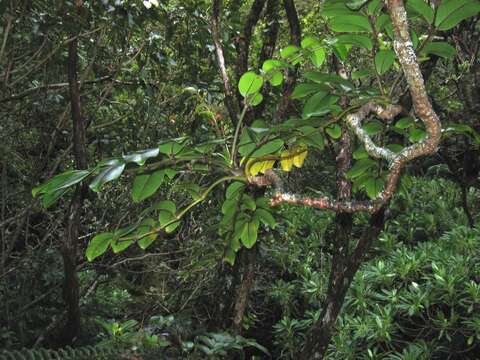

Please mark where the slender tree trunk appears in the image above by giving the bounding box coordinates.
[231,246,257,335]
[299,61,387,359]
[299,209,385,359]
[61,35,87,343]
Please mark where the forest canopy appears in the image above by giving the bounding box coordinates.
[1,0,480,359]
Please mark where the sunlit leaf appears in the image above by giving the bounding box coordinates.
[238,71,264,97]
[86,232,113,261]
[32,170,90,197]
[241,218,259,248]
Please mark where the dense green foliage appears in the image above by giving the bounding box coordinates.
[1,0,479,358]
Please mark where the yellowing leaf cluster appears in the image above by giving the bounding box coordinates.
[280,147,308,172]
[244,147,308,176]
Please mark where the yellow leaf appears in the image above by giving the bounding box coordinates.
[260,160,275,174]
[280,150,294,172]
[293,148,308,168]
[248,159,275,176]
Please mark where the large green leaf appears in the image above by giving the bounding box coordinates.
[298,126,325,150]
[435,0,480,31]
[89,160,126,192]
[395,117,415,129]
[309,48,326,68]
[137,218,158,250]
[406,0,434,23]
[301,36,326,67]
[157,200,179,233]
[155,200,176,214]
[364,176,385,199]
[111,226,136,253]
[262,59,287,72]
[353,147,369,160]
[255,208,276,228]
[242,195,257,211]
[222,198,238,216]
[226,182,245,199]
[303,72,354,91]
[336,34,373,50]
[132,170,166,203]
[302,92,339,119]
[241,218,259,249]
[409,128,426,142]
[238,71,264,97]
[375,49,396,75]
[122,148,160,166]
[41,187,69,208]
[330,15,372,32]
[363,120,383,135]
[291,83,329,99]
[301,36,321,49]
[326,124,342,139]
[322,0,357,17]
[302,91,328,119]
[346,0,370,10]
[238,71,263,97]
[367,0,383,14]
[333,44,351,61]
[422,42,456,59]
[280,45,300,59]
[86,232,113,261]
[375,14,391,32]
[346,158,377,179]
[32,170,91,197]
[158,140,185,156]
[251,139,285,157]
[268,71,284,86]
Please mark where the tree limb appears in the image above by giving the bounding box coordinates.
[274,0,301,122]
[251,0,442,214]
[211,0,240,126]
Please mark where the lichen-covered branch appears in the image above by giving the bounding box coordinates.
[346,103,402,162]
[249,0,442,214]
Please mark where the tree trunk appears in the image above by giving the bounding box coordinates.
[299,209,385,359]
[231,247,257,335]
[61,37,87,344]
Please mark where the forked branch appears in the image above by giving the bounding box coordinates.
[249,0,442,214]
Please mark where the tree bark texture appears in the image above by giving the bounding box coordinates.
[61,36,87,343]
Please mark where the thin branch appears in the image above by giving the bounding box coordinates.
[274,0,301,122]
[0,14,13,64]
[0,75,113,103]
[211,0,240,126]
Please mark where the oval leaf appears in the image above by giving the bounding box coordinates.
[375,49,396,75]
[238,71,263,97]
[86,232,113,261]
[132,170,166,203]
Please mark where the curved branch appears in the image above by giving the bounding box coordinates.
[250,0,442,214]
[346,103,402,162]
